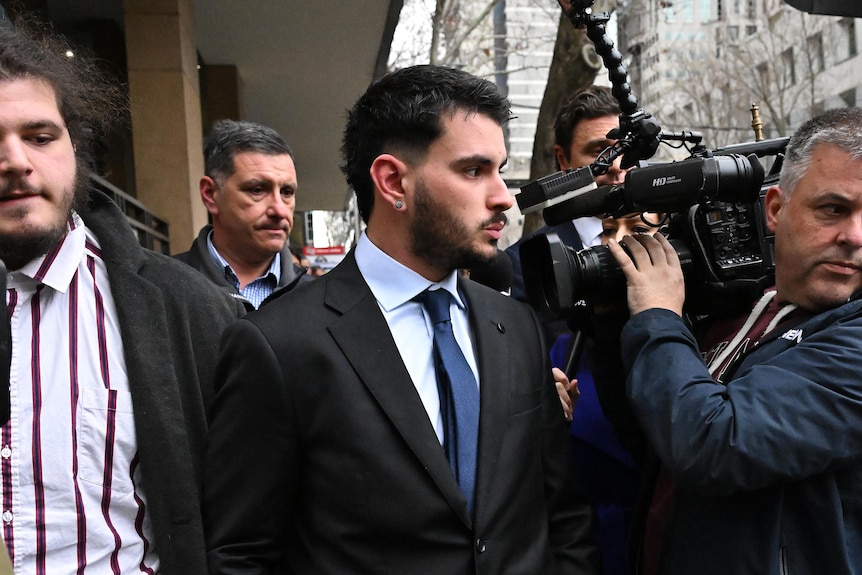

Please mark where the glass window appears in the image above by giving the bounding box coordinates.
[700,0,712,22]
[727,25,739,42]
[756,62,769,89]
[664,6,677,22]
[807,33,825,72]
[681,0,694,21]
[837,18,857,60]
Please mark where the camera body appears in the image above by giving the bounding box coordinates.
[524,0,794,322]
[518,142,785,320]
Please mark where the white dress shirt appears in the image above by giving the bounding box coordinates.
[3,213,158,573]
[572,216,604,248]
[354,232,480,445]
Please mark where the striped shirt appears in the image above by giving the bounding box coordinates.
[2,212,159,574]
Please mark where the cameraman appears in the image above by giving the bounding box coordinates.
[604,107,862,574]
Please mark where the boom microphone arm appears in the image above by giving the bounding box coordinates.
[558,0,663,171]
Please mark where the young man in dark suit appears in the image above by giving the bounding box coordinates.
[203,64,599,575]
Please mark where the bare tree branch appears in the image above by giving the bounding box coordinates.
[430,0,447,65]
[439,0,500,64]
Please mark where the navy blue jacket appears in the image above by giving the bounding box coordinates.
[623,301,862,575]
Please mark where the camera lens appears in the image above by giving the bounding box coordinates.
[572,245,627,299]
[521,231,694,319]
[520,234,628,319]
[703,154,764,204]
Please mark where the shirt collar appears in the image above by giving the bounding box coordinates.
[206,229,281,286]
[572,216,604,247]
[15,211,87,294]
[354,232,464,312]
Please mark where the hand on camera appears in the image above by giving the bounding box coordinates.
[608,234,685,317]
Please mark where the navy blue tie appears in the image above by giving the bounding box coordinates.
[417,288,480,516]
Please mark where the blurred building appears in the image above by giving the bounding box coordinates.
[4,0,401,253]
[617,0,862,149]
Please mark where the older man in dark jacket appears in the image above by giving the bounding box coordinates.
[175,120,309,310]
[602,108,862,575]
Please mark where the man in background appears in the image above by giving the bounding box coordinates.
[508,85,652,575]
[507,85,626,301]
[175,119,307,310]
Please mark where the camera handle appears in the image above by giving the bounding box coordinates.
[559,1,663,171]
[563,329,586,379]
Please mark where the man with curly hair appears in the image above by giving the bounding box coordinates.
[0,20,242,574]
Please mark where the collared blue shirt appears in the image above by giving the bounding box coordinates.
[206,231,281,309]
[354,232,479,445]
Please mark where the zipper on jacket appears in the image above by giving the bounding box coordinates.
[780,546,789,575]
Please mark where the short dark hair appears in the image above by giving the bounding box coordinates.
[553,85,620,164]
[341,64,511,223]
[0,19,123,200]
[204,119,294,184]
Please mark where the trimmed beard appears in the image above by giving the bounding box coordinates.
[0,163,87,271]
[408,178,506,273]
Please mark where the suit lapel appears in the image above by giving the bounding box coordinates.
[324,255,471,525]
[554,220,585,250]
[460,280,512,515]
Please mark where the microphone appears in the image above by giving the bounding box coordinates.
[469,250,514,295]
[540,153,764,227]
[515,166,597,214]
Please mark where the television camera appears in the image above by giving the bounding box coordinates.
[518,0,790,320]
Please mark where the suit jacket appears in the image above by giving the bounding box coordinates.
[203,251,599,574]
[81,190,244,574]
[505,221,584,303]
